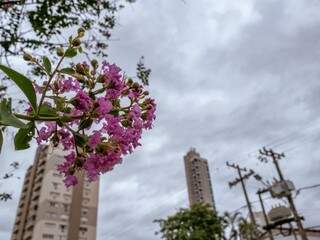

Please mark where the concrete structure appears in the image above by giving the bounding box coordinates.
[11,145,99,240]
[253,211,320,240]
[184,148,215,209]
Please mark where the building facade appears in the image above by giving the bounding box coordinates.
[11,145,99,240]
[184,148,215,209]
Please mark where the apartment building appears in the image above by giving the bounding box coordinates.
[11,145,99,240]
[184,148,216,210]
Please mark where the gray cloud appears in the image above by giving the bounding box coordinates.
[1,0,320,239]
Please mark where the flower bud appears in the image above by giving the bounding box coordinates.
[75,157,84,167]
[141,112,147,120]
[53,81,59,92]
[143,90,149,96]
[132,82,140,90]
[74,73,86,82]
[23,53,33,61]
[127,78,133,86]
[56,47,64,56]
[121,119,131,127]
[72,38,81,47]
[97,75,104,83]
[91,59,98,69]
[68,167,75,175]
[76,63,85,75]
[77,27,85,38]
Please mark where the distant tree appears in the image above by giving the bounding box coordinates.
[0,0,135,58]
[238,218,261,240]
[221,212,261,240]
[0,0,137,99]
[154,203,224,240]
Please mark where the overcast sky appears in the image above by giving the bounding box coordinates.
[1,0,320,239]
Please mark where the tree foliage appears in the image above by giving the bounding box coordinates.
[154,203,224,240]
[0,0,135,58]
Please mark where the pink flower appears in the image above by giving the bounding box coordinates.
[58,77,80,93]
[57,151,76,174]
[36,122,56,144]
[130,104,141,118]
[102,62,125,99]
[58,128,74,150]
[73,90,92,111]
[143,98,156,129]
[96,97,112,118]
[33,83,43,94]
[88,132,102,149]
[64,175,78,187]
[25,104,33,114]
[102,62,122,84]
[28,60,156,187]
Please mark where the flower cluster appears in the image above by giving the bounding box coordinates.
[33,61,156,187]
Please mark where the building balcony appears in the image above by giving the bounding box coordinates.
[33,183,41,193]
[22,186,28,193]
[31,193,40,202]
[23,230,33,240]
[18,201,25,208]
[15,218,21,225]
[25,220,34,232]
[36,167,45,176]
[13,227,19,235]
[34,174,43,184]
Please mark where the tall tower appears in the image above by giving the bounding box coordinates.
[184,148,215,210]
[11,145,99,240]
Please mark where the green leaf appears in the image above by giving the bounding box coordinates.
[78,118,93,130]
[0,99,27,128]
[0,64,37,112]
[14,122,35,150]
[73,132,88,147]
[39,105,57,117]
[65,48,77,58]
[60,68,75,75]
[42,56,52,74]
[0,130,3,154]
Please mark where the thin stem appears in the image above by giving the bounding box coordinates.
[13,113,83,122]
[14,113,59,121]
[36,53,66,115]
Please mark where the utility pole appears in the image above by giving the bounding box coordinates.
[227,162,256,226]
[259,147,308,240]
[257,188,274,240]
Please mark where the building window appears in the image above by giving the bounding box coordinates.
[60,214,69,222]
[79,227,87,234]
[82,198,89,205]
[49,201,58,208]
[84,189,90,196]
[49,191,60,199]
[42,233,54,239]
[58,235,67,240]
[52,182,60,190]
[63,194,71,202]
[46,212,57,219]
[53,173,62,177]
[82,208,88,216]
[63,203,69,213]
[45,222,56,228]
[60,224,67,233]
[81,217,88,224]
